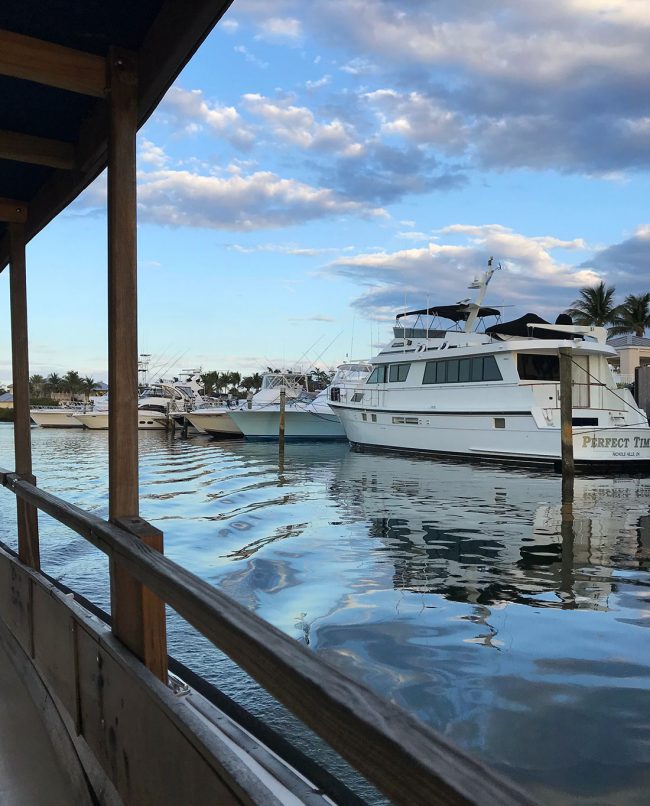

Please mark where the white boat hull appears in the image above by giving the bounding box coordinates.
[228,409,346,441]
[184,410,242,437]
[333,406,650,467]
[30,410,84,428]
[75,412,167,430]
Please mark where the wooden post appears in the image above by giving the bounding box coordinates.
[107,47,166,681]
[279,387,286,456]
[559,347,574,494]
[8,222,40,569]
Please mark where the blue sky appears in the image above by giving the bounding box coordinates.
[2,0,650,383]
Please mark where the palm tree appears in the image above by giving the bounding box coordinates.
[29,374,45,397]
[200,371,220,396]
[45,372,62,396]
[566,281,617,327]
[81,376,97,401]
[249,372,262,390]
[609,293,650,337]
[63,370,83,400]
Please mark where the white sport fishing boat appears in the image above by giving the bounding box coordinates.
[75,374,204,431]
[329,259,650,468]
[185,371,311,437]
[228,363,372,440]
[30,401,91,428]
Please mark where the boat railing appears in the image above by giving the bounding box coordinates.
[0,467,533,806]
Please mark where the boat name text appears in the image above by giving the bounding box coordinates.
[582,436,650,449]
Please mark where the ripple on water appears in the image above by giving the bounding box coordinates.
[1,426,650,803]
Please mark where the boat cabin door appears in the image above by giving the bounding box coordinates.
[572,355,590,408]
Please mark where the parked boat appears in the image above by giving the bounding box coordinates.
[229,363,372,440]
[76,375,204,431]
[31,401,95,428]
[328,260,650,468]
[185,371,312,438]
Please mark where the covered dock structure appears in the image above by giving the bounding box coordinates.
[0,2,535,804]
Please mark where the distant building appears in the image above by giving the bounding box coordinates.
[0,392,13,409]
[607,335,650,385]
[92,381,109,396]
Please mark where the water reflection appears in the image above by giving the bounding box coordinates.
[330,451,650,610]
[1,428,650,803]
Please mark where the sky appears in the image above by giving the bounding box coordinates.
[2,0,650,384]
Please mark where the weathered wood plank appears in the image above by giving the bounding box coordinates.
[1,473,536,805]
[0,197,27,223]
[8,223,40,569]
[0,29,105,96]
[32,583,78,721]
[111,517,167,682]
[0,130,76,169]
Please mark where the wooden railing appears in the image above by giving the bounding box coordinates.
[0,468,535,805]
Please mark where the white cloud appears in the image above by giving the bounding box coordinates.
[288,314,335,322]
[138,138,168,168]
[326,224,601,319]
[221,18,240,34]
[137,168,385,231]
[234,45,269,70]
[161,86,254,149]
[227,242,343,256]
[242,93,363,156]
[365,89,467,153]
[256,16,302,42]
[305,75,331,90]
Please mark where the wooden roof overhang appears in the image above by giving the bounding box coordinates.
[0,0,234,270]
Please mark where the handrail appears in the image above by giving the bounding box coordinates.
[0,468,535,806]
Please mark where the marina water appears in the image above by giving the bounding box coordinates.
[1,424,649,803]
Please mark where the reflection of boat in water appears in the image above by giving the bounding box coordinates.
[229,364,372,441]
[330,450,650,608]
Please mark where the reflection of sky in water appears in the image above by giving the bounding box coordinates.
[1,426,650,804]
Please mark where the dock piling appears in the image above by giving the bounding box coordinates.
[559,347,574,494]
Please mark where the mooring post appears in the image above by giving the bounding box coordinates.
[8,221,40,569]
[559,347,574,495]
[279,386,286,458]
[107,46,167,681]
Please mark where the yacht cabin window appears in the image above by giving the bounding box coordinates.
[517,354,560,381]
[388,363,410,382]
[423,355,503,384]
[367,363,412,384]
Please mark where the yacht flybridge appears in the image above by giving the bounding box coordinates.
[328,260,650,468]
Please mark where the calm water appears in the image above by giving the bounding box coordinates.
[1,424,650,804]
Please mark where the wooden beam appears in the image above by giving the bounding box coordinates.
[112,517,168,682]
[0,0,235,273]
[0,198,27,223]
[107,47,167,682]
[107,46,139,520]
[8,223,40,569]
[0,29,105,97]
[0,130,75,169]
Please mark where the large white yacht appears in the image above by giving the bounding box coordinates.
[185,371,312,437]
[228,363,372,441]
[328,261,650,468]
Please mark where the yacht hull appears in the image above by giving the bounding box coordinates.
[228,409,346,441]
[334,406,650,468]
[75,413,167,430]
[30,410,84,428]
[184,410,242,437]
